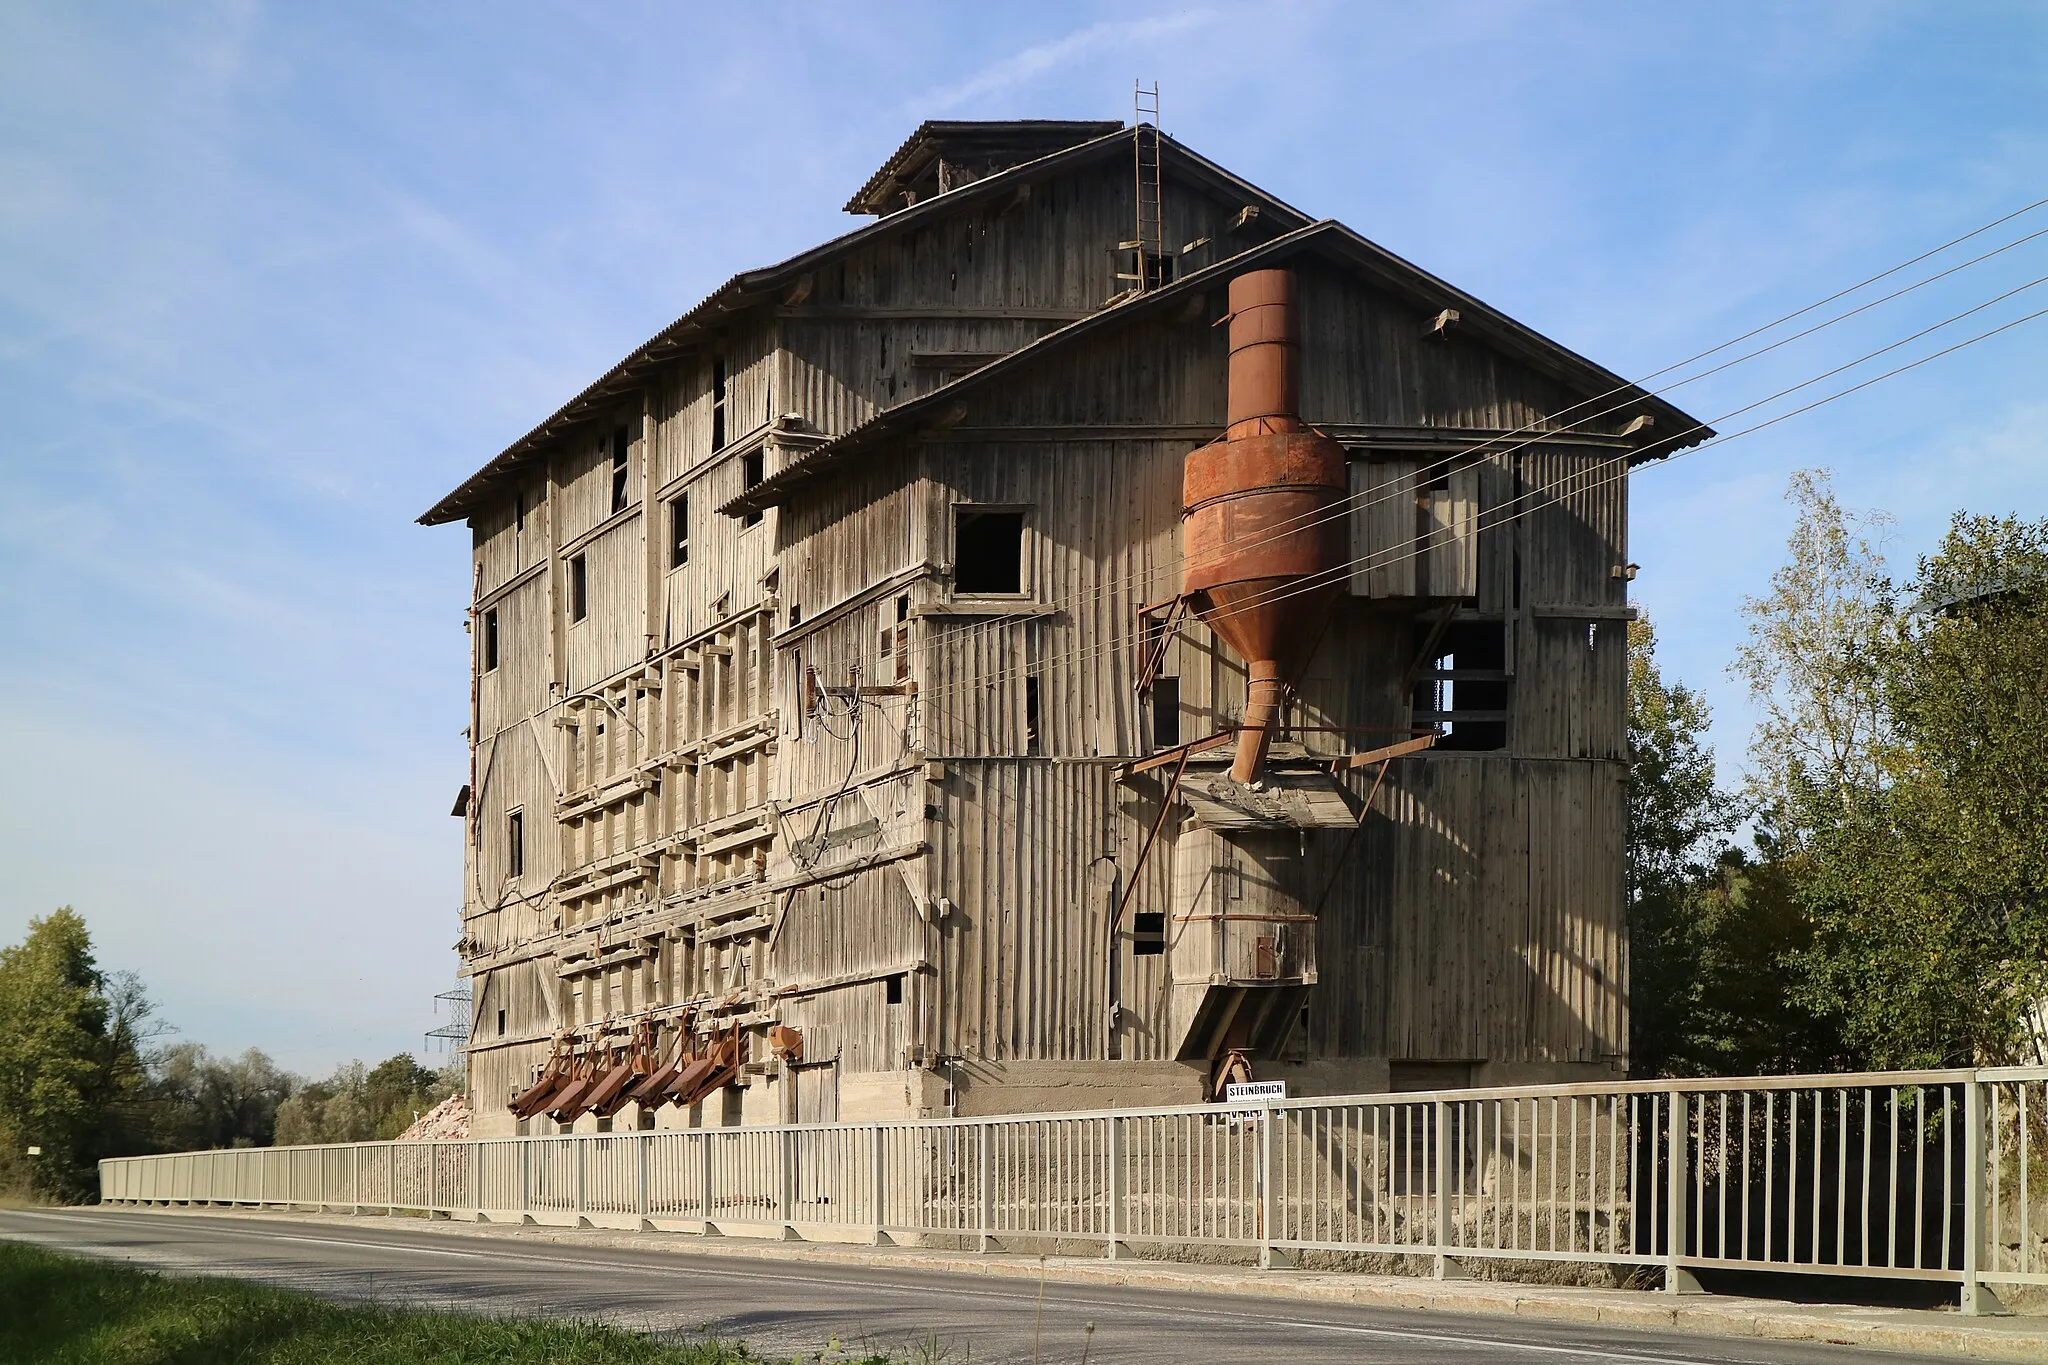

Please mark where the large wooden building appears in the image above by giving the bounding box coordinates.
[422,120,1706,1136]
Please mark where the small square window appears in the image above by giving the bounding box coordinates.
[1133,911,1166,956]
[569,555,588,622]
[668,494,689,568]
[885,973,905,1005]
[954,508,1025,594]
[482,609,500,672]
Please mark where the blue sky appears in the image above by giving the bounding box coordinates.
[3,2,2044,1074]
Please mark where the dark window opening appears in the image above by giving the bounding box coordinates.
[1024,676,1041,755]
[1151,676,1180,747]
[506,809,525,878]
[788,604,802,626]
[515,491,526,535]
[885,973,905,1005]
[610,428,630,513]
[893,596,911,680]
[1413,620,1509,751]
[637,1108,656,1130]
[741,450,764,528]
[954,508,1024,594]
[482,609,499,671]
[711,355,729,451]
[668,494,689,568]
[1143,251,1175,290]
[496,1008,506,1037]
[1133,911,1166,956]
[568,554,588,622]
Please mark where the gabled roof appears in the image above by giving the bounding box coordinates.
[720,220,1714,516]
[418,128,1313,526]
[845,120,1124,215]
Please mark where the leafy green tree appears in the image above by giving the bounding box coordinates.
[1729,468,1896,844]
[1795,514,2048,1066]
[0,908,146,1202]
[146,1045,295,1151]
[1625,612,1732,1076]
[273,1054,456,1145]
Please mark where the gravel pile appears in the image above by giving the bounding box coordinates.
[395,1094,470,1141]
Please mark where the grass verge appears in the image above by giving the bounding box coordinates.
[0,1239,890,1364]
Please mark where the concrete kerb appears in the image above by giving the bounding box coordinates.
[100,1206,2048,1363]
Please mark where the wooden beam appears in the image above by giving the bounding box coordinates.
[1325,734,1438,774]
[1118,729,1235,777]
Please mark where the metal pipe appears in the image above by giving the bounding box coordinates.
[1180,268,1348,783]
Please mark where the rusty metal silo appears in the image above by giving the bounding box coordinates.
[1181,268,1348,783]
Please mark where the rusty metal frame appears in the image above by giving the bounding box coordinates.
[1134,595,1187,695]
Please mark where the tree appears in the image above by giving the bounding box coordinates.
[1794,514,2048,1066]
[1627,610,1845,1077]
[146,1045,295,1151]
[273,1054,456,1145]
[0,908,145,1202]
[1625,612,1732,1075]
[1729,469,1896,843]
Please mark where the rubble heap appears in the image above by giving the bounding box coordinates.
[395,1094,470,1141]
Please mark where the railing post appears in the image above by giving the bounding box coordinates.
[636,1133,651,1227]
[468,1139,480,1220]
[977,1121,996,1253]
[518,1139,530,1220]
[700,1131,716,1232]
[870,1124,887,1245]
[1963,1077,2009,1315]
[351,1145,362,1214]
[575,1137,588,1224]
[1664,1091,1703,1294]
[1433,1097,1466,1278]
[778,1127,795,1236]
[1258,1102,1284,1270]
[1106,1116,1126,1260]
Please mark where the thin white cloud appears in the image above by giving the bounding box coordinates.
[918,10,1222,115]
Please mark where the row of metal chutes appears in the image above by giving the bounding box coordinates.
[508,1016,752,1125]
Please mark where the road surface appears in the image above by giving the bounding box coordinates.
[0,1207,1960,1364]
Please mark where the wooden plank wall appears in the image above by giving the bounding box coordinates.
[779,161,1243,436]
[455,155,1646,1118]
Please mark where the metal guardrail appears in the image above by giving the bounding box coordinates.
[99,1067,2048,1313]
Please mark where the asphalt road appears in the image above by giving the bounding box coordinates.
[0,1207,1955,1364]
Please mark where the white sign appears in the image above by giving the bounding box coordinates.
[1223,1080,1287,1104]
[24,1146,41,1156]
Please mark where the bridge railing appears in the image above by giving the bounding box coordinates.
[98,1066,2048,1313]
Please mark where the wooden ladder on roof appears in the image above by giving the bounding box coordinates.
[1120,82,1165,293]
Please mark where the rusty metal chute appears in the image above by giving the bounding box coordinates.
[1181,267,1349,785]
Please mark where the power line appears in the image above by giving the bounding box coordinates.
[898,286,2048,714]
[869,202,2048,685]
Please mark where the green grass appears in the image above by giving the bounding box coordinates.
[0,1240,893,1364]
